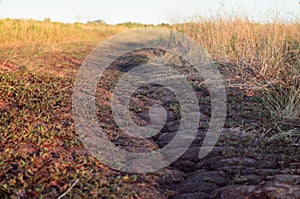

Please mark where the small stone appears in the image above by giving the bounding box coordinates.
[257,160,279,169]
[171,160,196,173]
[158,133,175,147]
[240,174,265,185]
[173,192,208,199]
[273,174,300,184]
[214,157,257,168]
[176,180,218,194]
[210,185,259,199]
[194,156,225,170]
[186,170,228,186]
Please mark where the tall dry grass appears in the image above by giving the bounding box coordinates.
[0,19,133,75]
[0,18,129,48]
[1,18,298,77]
[175,17,299,140]
[175,17,299,80]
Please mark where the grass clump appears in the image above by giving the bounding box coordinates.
[175,16,299,143]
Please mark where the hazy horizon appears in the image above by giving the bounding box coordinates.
[0,0,299,25]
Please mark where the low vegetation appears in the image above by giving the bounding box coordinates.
[0,16,299,197]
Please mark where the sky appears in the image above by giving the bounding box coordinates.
[0,0,299,24]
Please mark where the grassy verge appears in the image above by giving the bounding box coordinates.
[176,17,299,142]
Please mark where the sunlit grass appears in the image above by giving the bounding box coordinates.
[175,17,299,129]
[0,18,130,48]
[175,17,299,79]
